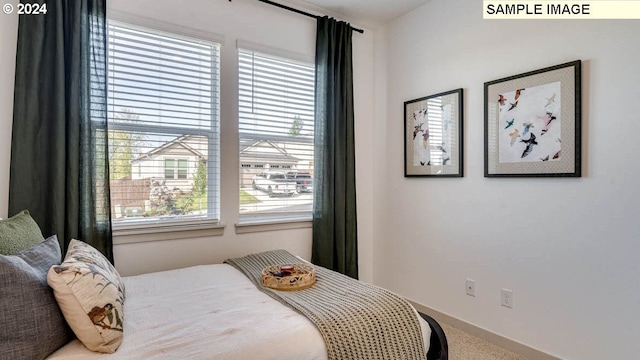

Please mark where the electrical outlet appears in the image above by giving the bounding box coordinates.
[501,288,513,308]
[466,279,476,297]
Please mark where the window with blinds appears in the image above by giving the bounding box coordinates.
[238,48,315,221]
[107,22,220,226]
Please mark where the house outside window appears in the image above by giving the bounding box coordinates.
[106,21,220,225]
[238,47,315,222]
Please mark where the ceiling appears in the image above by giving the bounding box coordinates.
[277,0,431,29]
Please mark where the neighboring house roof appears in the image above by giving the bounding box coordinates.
[132,136,301,165]
[240,140,299,164]
[131,135,207,164]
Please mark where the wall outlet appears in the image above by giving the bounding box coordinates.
[466,279,476,297]
[501,288,513,308]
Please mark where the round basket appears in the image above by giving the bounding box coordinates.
[261,263,316,291]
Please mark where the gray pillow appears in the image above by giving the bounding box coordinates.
[0,235,72,360]
[0,210,45,255]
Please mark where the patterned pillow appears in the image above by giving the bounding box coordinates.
[0,235,72,360]
[48,239,125,353]
[0,210,45,255]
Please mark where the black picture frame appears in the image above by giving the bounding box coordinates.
[484,60,581,177]
[404,88,464,177]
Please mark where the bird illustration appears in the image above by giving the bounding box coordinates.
[505,118,515,129]
[413,123,423,139]
[498,94,507,106]
[540,155,549,161]
[545,93,556,107]
[422,129,430,148]
[515,88,525,101]
[87,303,114,329]
[413,108,427,120]
[520,133,538,158]
[522,122,534,136]
[537,112,555,123]
[553,150,561,159]
[442,157,451,165]
[508,100,518,111]
[538,112,557,135]
[436,143,447,153]
[508,128,520,146]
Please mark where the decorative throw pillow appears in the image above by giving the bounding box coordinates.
[0,210,45,255]
[0,235,72,360]
[48,239,125,353]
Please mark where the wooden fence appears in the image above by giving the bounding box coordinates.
[110,178,150,216]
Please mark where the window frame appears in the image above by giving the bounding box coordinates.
[237,44,316,224]
[105,18,222,231]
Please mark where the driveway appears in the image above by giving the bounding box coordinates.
[240,188,313,214]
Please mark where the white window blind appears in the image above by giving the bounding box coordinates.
[107,22,220,226]
[238,49,315,221]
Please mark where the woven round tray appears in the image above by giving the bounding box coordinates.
[261,263,316,291]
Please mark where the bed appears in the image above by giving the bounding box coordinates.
[46,262,447,360]
[2,230,447,360]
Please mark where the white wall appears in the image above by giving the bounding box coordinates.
[373,0,640,359]
[0,0,19,219]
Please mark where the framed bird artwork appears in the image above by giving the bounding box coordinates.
[404,88,464,177]
[484,60,581,177]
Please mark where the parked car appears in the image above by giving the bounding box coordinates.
[286,171,313,193]
[251,171,296,197]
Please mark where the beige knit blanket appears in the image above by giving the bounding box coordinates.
[225,250,426,360]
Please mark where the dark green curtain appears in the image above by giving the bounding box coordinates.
[312,16,358,279]
[9,0,112,262]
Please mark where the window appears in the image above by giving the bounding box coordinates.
[238,48,315,221]
[164,158,188,179]
[106,22,220,225]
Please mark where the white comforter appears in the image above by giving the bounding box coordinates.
[47,264,431,360]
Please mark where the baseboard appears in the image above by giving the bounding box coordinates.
[407,299,562,360]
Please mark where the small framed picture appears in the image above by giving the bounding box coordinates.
[404,88,463,177]
[484,60,581,177]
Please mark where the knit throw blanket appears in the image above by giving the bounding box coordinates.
[225,250,426,360]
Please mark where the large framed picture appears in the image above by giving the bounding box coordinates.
[484,60,581,177]
[404,88,463,177]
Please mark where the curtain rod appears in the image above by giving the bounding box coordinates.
[230,0,364,34]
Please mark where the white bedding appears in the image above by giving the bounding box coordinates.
[47,264,431,360]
